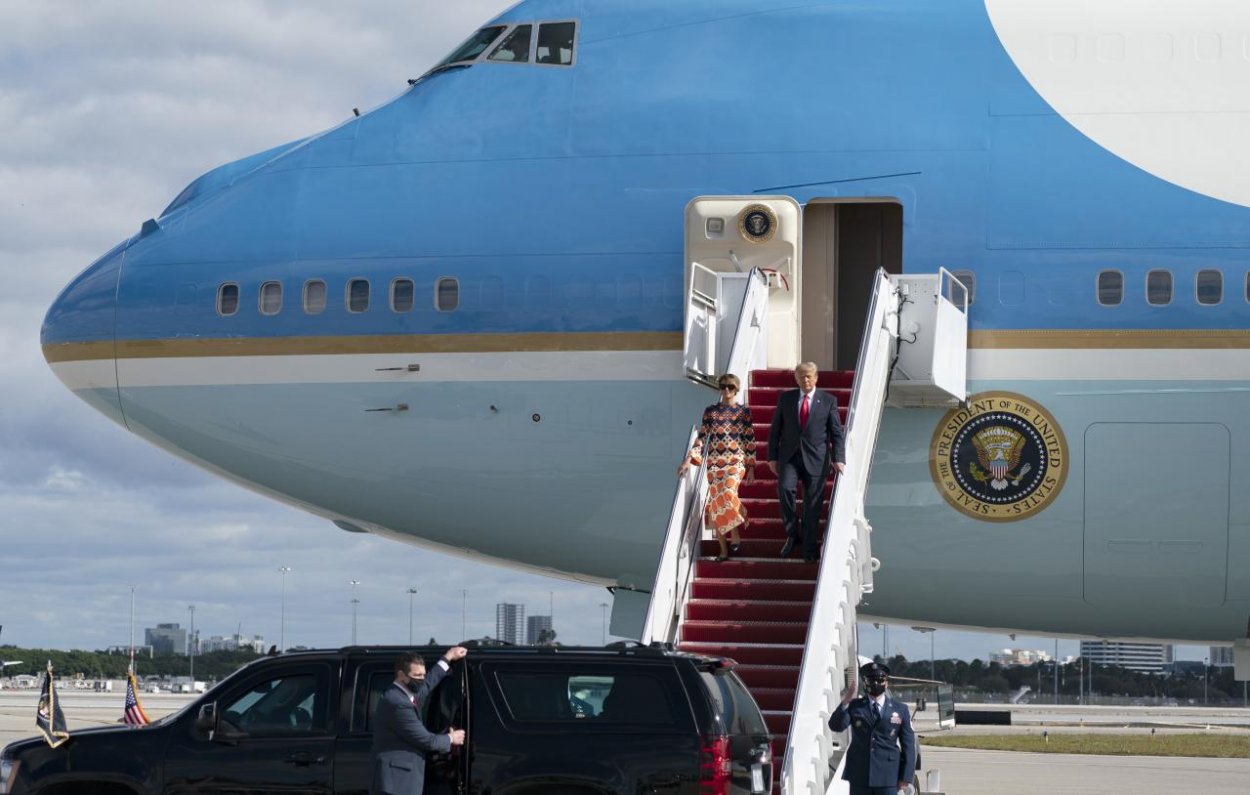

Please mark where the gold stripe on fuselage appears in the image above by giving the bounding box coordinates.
[969,329,1250,349]
[42,332,685,363]
[42,328,1250,365]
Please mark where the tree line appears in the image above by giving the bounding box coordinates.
[0,646,264,681]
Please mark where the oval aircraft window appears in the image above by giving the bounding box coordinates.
[217,283,240,316]
[303,280,327,315]
[950,270,975,305]
[347,279,370,313]
[1196,269,1222,305]
[488,24,532,63]
[1146,269,1172,306]
[391,278,415,312]
[436,277,459,312]
[1096,270,1123,306]
[259,281,283,316]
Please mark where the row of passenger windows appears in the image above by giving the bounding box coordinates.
[217,278,460,317]
[948,269,1250,307]
[218,268,1250,317]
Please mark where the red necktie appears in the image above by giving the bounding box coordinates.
[800,393,810,429]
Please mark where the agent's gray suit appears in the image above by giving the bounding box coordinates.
[768,388,846,558]
[369,660,451,795]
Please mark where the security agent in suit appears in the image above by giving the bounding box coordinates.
[828,662,916,795]
[765,362,847,562]
[370,647,467,795]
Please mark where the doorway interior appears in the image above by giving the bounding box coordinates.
[800,201,903,371]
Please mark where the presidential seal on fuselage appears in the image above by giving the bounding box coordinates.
[929,392,1067,522]
[737,203,778,243]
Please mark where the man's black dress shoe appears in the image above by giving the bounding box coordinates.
[780,538,795,557]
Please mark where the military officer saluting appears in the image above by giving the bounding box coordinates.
[828,661,916,795]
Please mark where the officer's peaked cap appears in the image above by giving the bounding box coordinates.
[859,661,890,678]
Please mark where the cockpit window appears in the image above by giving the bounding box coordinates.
[437,25,507,66]
[489,25,532,63]
[537,22,576,65]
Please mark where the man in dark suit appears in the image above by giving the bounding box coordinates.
[370,646,467,795]
[765,362,846,562]
[828,662,916,795]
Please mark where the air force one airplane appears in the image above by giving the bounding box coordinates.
[40,0,1250,654]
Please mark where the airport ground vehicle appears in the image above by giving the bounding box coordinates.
[0,643,773,795]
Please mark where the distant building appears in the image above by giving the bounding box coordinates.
[145,623,188,656]
[526,615,553,645]
[201,634,266,653]
[989,648,1052,666]
[1209,646,1235,668]
[495,603,525,646]
[1080,640,1173,674]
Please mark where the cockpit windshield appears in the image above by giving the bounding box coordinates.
[436,25,507,67]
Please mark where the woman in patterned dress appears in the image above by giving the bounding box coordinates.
[677,373,756,561]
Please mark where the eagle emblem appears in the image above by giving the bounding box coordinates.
[969,425,1031,491]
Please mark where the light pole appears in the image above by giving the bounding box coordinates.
[1203,657,1209,706]
[911,627,936,681]
[1053,639,1060,704]
[349,581,361,645]
[128,585,136,674]
[278,566,291,652]
[599,602,609,645]
[187,604,196,684]
[461,589,467,641]
[406,587,419,645]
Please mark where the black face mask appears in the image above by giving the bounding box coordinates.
[406,678,425,693]
[866,679,887,697]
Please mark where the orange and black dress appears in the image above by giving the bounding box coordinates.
[688,402,756,536]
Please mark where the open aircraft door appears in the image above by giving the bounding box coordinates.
[683,196,800,383]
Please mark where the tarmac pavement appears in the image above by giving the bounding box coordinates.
[3,692,1249,793]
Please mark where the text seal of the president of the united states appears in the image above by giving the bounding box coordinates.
[929,391,1067,522]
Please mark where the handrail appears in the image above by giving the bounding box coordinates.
[781,270,898,795]
[723,268,770,388]
[684,262,723,382]
[639,427,708,645]
[643,268,771,646]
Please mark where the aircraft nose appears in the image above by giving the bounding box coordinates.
[41,240,127,426]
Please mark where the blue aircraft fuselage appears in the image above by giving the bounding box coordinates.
[42,0,1250,642]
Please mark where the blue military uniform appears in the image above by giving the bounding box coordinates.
[828,663,916,795]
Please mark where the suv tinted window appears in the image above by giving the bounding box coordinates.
[700,670,769,736]
[494,669,678,726]
[220,671,328,737]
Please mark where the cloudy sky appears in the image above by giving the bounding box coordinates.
[0,1,1203,665]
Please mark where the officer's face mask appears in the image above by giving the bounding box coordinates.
[865,676,887,697]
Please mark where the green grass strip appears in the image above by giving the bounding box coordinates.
[921,733,1250,758]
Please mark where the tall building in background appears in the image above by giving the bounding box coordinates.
[1210,646,1235,668]
[1079,640,1173,673]
[526,615,554,645]
[144,623,188,656]
[496,603,525,645]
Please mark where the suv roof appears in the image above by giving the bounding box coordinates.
[267,641,734,669]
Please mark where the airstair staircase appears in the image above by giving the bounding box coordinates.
[641,247,968,795]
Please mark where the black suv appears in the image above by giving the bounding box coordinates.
[0,643,773,794]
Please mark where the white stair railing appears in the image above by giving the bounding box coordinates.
[781,270,899,795]
[643,268,771,645]
[639,426,707,646]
